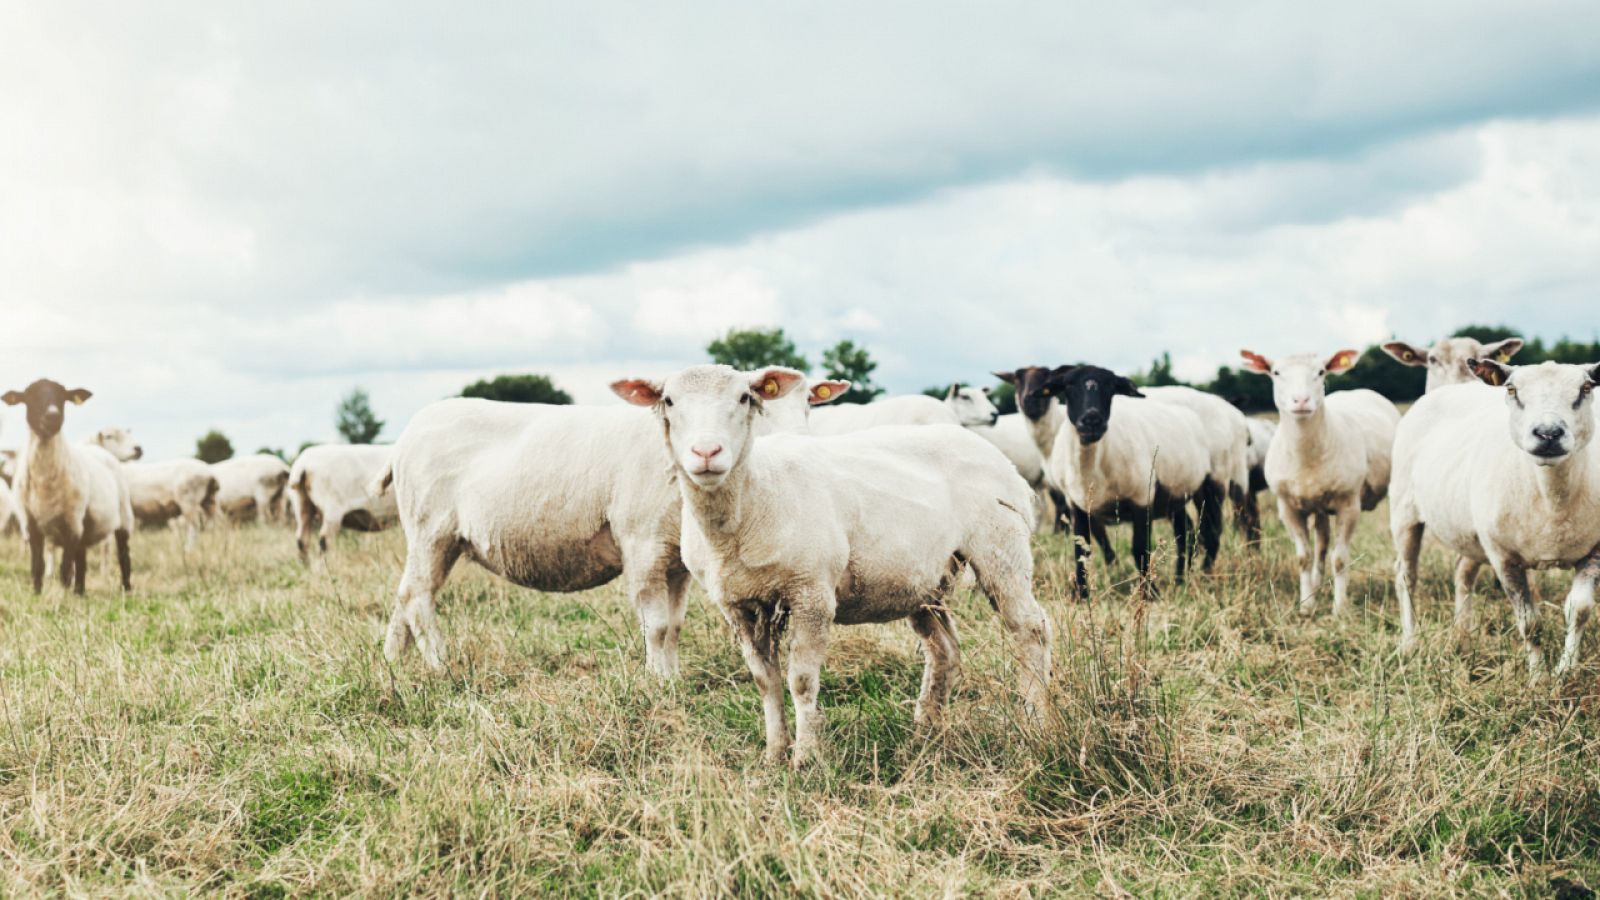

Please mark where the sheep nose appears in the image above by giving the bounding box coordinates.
[1534,424,1567,443]
[690,443,723,462]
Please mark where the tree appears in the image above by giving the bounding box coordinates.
[1132,352,1184,387]
[706,327,808,372]
[988,381,1017,415]
[820,340,884,404]
[257,447,289,463]
[336,387,384,444]
[195,430,234,463]
[461,373,573,404]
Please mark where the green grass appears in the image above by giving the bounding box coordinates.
[0,507,1597,896]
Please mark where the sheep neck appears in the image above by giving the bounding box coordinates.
[24,431,70,486]
[1027,402,1064,458]
[1275,404,1335,467]
[1528,445,1598,507]
[679,461,752,542]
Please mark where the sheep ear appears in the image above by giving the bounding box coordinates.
[981,386,992,396]
[749,367,806,401]
[1381,342,1426,367]
[1482,338,1523,363]
[67,388,92,405]
[610,379,663,407]
[1325,350,1359,374]
[1239,350,1272,374]
[809,380,849,406]
[1468,358,1511,387]
[992,370,1017,386]
[944,383,958,400]
[2,391,22,406]
[1115,377,1145,398]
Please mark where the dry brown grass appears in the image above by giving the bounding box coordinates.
[0,506,1597,896]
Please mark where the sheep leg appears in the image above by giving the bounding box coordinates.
[115,529,131,591]
[971,550,1052,718]
[294,493,318,564]
[1169,502,1191,588]
[1329,500,1360,616]
[1131,510,1154,598]
[1492,559,1544,681]
[786,608,832,768]
[1048,488,1069,533]
[909,605,961,726]
[1453,557,1482,637]
[727,601,789,764]
[71,541,88,596]
[58,542,75,590]
[1554,549,1600,678]
[628,559,685,679]
[318,513,343,558]
[1090,517,1116,565]
[1277,498,1317,614]
[1068,505,1093,600]
[1197,479,1223,572]
[385,535,460,671]
[1312,512,1330,596]
[1237,490,1262,547]
[1392,521,1425,653]
[26,515,45,594]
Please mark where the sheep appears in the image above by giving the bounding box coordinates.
[1236,417,1277,543]
[289,443,399,563]
[2,379,133,594]
[613,365,1051,766]
[0,478,20,536]
[83,427,218,550]
[1391,360,1600,677]
[377,370,847,678]
[0,448,16,485]
[995,366,1121,560]
[1139,385,1252,567]
[211,454,292,523]
[944,384,1000,428]
[1382,335,1524,393]
[1021,365,1211,597]
[807,393,959,435]
[1240,349,1400,615]
[1382,334,1525,614]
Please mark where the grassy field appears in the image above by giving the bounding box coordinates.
[0,507,1597,897]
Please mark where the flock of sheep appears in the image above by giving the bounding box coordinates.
[3,330,1598,766]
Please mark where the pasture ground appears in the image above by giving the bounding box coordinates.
[0,508,1597,896]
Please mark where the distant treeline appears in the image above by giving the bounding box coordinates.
[1131,324,1600,413]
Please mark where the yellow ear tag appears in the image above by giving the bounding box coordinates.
[1496,352,1510,363]
[764,380,778,396]
[816,385,831,399]
[1403,350,1415,362]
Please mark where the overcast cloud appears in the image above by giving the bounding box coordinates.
[4,2,1600,457]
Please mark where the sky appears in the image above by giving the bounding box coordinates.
[4,2,1600,459]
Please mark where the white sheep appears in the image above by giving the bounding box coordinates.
[807,393,959,435]
[289,443,399,562]
[0,478,20,536]
[211,454,292,524]
[946,385,1059,532]
[944,384,1000,427]
[2,380,134,593]
[86,427,217,551]
[1391,360,1600,677]
[1140,385,1252,568]
[1382,335,1524,393]
[1382,333,1525,613]
[1240,349,1400,615]
[1025,364,1211,597]
[377,373,846,677]
[613,365,1051,766]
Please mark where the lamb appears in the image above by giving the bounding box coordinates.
[1240,349,1400,615]
[2,380,134,593]
[1023,364,1211,597]
[1382,335,1524,393]
[1236,417,1277,543]
[1391,360,1600,677]
[807,393,959,435]
[377,370,846,677]
[211,454,292,523]
[1382,333,1525,610]
[290,443,399,562]
[613,365,1051,765]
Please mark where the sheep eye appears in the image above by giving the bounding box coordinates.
[1317,369,1326,377]
[738,394,750,405]
[1505,386,1516,397]
[663,397,674,407]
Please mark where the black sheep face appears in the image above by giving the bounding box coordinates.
[1040,365,1144,445]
